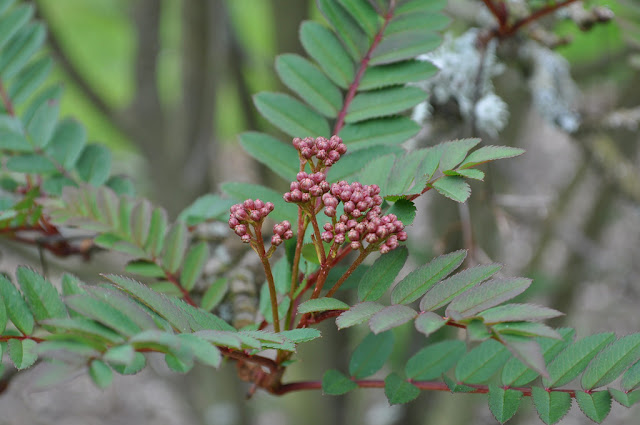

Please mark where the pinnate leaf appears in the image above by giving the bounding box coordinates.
[338,116,420,150]
[446,278,531,318]
[45,118,86,170]
[405,340,466,380]
[16,266,67,321]
[349,331,394,379]
[479,303,563,324]
[493,322,562,340]
[178,334,222,368]
[299,21,354,89]
[0,275,34,334]
[317,0,368,61]
[254,92,329,138]
[345,86,427,124]
[180,241,209,291]
[622,360,640,392]
[8,338,37,369]
[323,369,357,395]
[368,304,416,334]
[488,384,523,424]
[336,302,384,329]
[338,0,380,37]
[498,334,547,379]
[432,176,471,203]
[384,373,420,405]
[609,388,640,408]
[370,30,442,65]
[76,144,111,186]
[531,387,572,425]
[414,312,447,337]
[459,146,525,169]
[161,221,188,274]
[455,339,510,384]
[239,132,299,181]
[297,297,349,314]
[359,60,438,90]
[201,278,229,312]
[358,246,408,302]
[581,333,640,390]
[89,359,113,389]
[391,250,465,304]
[575,391,611,423]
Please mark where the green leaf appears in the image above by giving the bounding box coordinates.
[405,340,466,380]
[26,98,59,148]
[385,11,451,35]
[106,176,135,196]
[201,278,228,311]
[178,334,221,368]
[222,182,298,224]
[609,388,640,408]
[368,304,416,334]
[420,263,502,311]
[125,260,165,278]
[103,344,135,366]
[0,275,34,334]
[531,387,572,425]
[0,118,29,151]
[437,139,482,171]
[89,359,113,389]
[317,0,368,61]
[0,291,6,333]
[254,92,329,138]
[498,334,548,379]
[338,0,380,37]
[6,154,56,173]
[455,339,510,384]
[145,207,168,256]
[582,333,640,390]
[345,86,427,123]
[298,297,349,314]
[41,317,125,344]
[130,199,152,247]
[8,338,37,369]
[446,278,531,318]
[370,30,442,65]
[65,294,142,337]
[103,274,190,333]
[161,221,188,274]
[16,266,67,321]
[0,5,33,52]
[42,174,76,196]
[336,301,384,329]
[386,199,416,226]
[384,373,420,405]
[543,333,616,388]
[467,319,491,342]
[338,117,420,150]
[10,56,52,106]
[111,352,146,375]
[442,374,475,393]
[76,144,111,186]
[280,328,322,343]
[177,194,233,226]
[87,286,161,331]
[414,312,447,337]
[360,60,438,90]
[493,322,562,340]
[299,21,354,89]
[239,132,299,181]
[180,241,209,291]
[391,250,466,304]
[459,146,525,169]
[194,330,243,349]
[275,54,342,118]
[622,360,640,392]
[432,176,471,203]
[575,391,611,423]
[395,0,447,15]
[358,246,408,301]
[349,331,394,379]
[453,168,485,180]
[0,22,46,80]
[479,304,564,324]
[322,369,358,395]
[488,384,523,424]
[329,144,402,182]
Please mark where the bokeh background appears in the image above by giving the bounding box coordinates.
[1,0,639,424]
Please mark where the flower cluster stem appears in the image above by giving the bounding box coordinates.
[253,226,281,332]
[325,249,369,298]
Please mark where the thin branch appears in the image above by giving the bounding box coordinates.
[0,77,14,115]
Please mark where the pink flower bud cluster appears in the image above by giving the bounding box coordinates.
[283,171,331,204]
[228,199,277,243]
[321,181,383,218]
[292,135,347,168]
[321,212,407,253]
[271,220,293,246]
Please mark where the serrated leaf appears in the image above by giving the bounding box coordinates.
[103,274,190,332]
[532,387,572,425]
[0,291,6,333]
[370,30,442,65]
[16,266,67,321]
[201,278,228,311]
[384,373,420,405]
[575,391,611,423]
[275,54,342,118]
[89,359,113,389]
[10,56,52,106]
[280,328,322,343]
[479,304,564,324]
[391,250,466,304]
[130,199,152,247]
[459,146,525,169]
[358,246,408,302]
[0,22,46,80]
[161,221,188,274]
[360,60,438,90]
[180,241,209,291]
[494,322,562,340]
[543,333,616,388]
[145,207,168,256]
[420,263,502,311]
[0,275,34,334]
[432,176,471,203]
[124,260,165,278]
[0,5,32,51]
[446,278,531,318]
[582,333,640,390]
[322,369,358,395]
[454,168,485,180]
[254,92,329,138]
[349,331,394,379]
[345,86,427,123]
[488,384,523,424]
[86,286,160,331]
[8,338,37,370]
[336,302,384,329]
[75,144,111,186]
[368,304,416,334]
[499,334,548,378]
[442,374,475,393]
[222,182,298,224]
[339,116,420,150]
[103,344,135,366]
[414,312,447,337]
[239,132,299,181]
[622,360,640,392]
[405,340,466,380]
[386,199,416,226]
[6,154,56,173]
[331,145,402,182]
[299,21,354,89]
[455,339,510,384]
[298,297,349,314]
[194,330,243,349]
[178,334,221,368]
[317,0,368,61]
[338,0,380,37]
[395,0,447,15]
[385,11,451,35]
[65,294,142,337]
[609,388,640,408]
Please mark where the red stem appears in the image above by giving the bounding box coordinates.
[332,3,396,135]
[163,269,197,307]
[0,78,15,116]
[0,335,45,343]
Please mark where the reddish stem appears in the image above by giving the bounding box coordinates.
[163,269,197,307]
[0,78,15,116]
[332,4,396,135]
[0,335,45,343]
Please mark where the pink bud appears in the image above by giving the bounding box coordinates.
[335,234,346,244]
[271,235,282,246]
[321,231,334,242]
[350,241,361,250]
[243,199,255,209]
[241,234,251,243]
[324,206,336,217]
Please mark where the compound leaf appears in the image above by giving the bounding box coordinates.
[405,340,466,380]
[455,339,510,384]
[349,331,394,379]
[368,304,416,334]
[488,384,523,424]
[298,297,349,314]
[575,391,611,423]
[336,301,384,329]
[582,333,640,390]
[254,92,330,138]
[358,246,408,302]
[446,278,531,318]
[323,369,358,395]
[531,387,572,425]
[384,372,420,405]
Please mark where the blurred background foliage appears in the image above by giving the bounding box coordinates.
[1,0,638,424]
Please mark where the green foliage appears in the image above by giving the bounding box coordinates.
[489,385,523,424]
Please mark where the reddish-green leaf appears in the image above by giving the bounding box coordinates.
[446,278,531,318]
[479,303,564,324]
[414,312,447,337]
[336,302,384,329]
[368,304,416,334]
